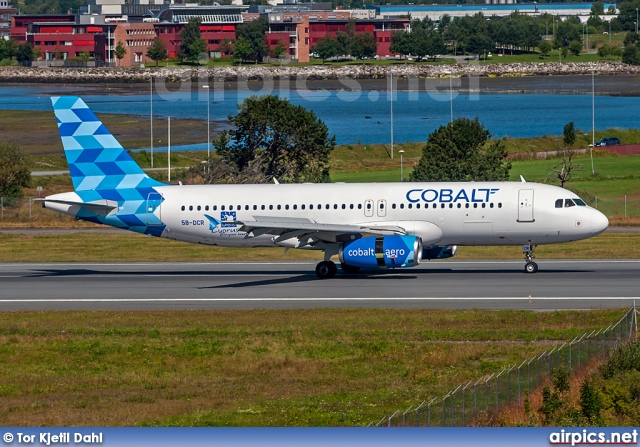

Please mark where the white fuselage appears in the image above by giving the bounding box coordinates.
[150,181,608,248]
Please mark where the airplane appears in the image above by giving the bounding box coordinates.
[42,96,609,279]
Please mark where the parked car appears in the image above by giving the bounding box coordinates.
[594,137,621,147]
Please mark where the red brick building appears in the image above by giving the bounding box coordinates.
[10,6,409,66]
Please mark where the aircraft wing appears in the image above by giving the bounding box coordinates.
[235,216,407,245]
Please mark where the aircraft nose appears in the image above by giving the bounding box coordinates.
[590,209,609,235]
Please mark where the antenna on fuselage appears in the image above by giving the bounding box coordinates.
[520,175,527,183]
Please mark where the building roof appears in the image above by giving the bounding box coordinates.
[154,5,249,24]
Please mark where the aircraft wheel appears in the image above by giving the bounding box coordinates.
[524,261,538,274]
[316,261,337,279]
[340,263,361,274]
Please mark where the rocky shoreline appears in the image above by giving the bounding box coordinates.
[1,61,639,84]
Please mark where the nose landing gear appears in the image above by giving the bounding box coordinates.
[523,244,538,273]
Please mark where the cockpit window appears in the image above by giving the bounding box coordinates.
[574,198,587,206]
[555,199,563,208]
[564,199,576,207]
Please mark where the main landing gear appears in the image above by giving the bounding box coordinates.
[315,261,337,279]
[523,244,538,273]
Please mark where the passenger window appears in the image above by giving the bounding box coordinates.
[253,205,257,210]
[342,204,346,209]
[473,203,478,208]
[181,206,185,211]
[245,205,249,211]
[349,204,353,209]
[400,204,404,209]
[310,204,313,210]
[408,204,412,209]
[285,205,289,210]
[205,205,209,211]
[490,203,494,208]
[440,204,445,209]
[565,199,576,208]
[366,203,371,210]
[449,203,453,208]
[277,205,282,210]
[261,205,265,210]
[555,199,563,208]
[465,203,469,209]
[229,205,234,211]
[380,203,384,209]
[197,205,201,211]
[416,203,420,209]
[457,203,461,208]
[392,203,396,209]
[334,204,338,209]
[269,205,273,210]
[213,205,218,211]
[498,203,502,208]
[358,204,362,210]
[482,203,486,208]
[189,205,193,211]
[300,205,304,210]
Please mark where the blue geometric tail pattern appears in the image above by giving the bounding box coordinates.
[52,96,167,236]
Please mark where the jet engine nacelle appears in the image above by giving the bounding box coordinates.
[339,235,423,269]
[422,245,457,260]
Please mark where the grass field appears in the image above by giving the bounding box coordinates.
[0,308,627,426]
[1,231,639,263]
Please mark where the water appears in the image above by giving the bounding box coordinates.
[1,84,638,148]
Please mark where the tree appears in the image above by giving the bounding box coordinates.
[114,41,126,67]
[547,151,580,188]
[351,32,377,60]
[622,44,640,65]
[211,96,335,184]
[272,38,287,61]
[539,40,552,58]
[180,17,207,64]
[235,17,268,63]
[218,39,234,57]
[146,37,167,67]
[563,121,576,147]
[580,380,602,424]
[0,141,31,204]
[15,43,35,63]
[232,36,254,63]
[313,36,340,63]
[569,40,582,56]
[409,117,511,182]
[0,38,16,61]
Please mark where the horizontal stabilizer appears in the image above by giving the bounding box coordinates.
[38,198,118,217]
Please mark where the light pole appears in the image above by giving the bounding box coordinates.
[390,69,394,159]
[150,75,154,168]
[609,20,611,44]
[399,149,405,182]
[590,67,595,176]
[637,9,639,33]
[444,70,453,123]
[168,116,171,182]
[203,85,210,173]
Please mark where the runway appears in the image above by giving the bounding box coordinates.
[1,260,639,311]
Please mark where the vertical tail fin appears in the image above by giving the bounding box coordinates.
[52,96,164,202]
[51,96,166,236]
